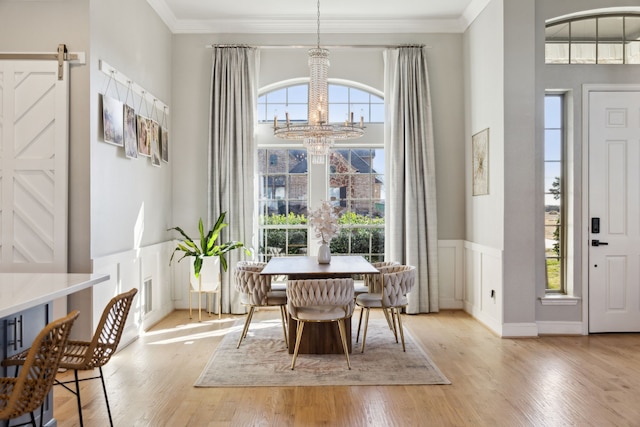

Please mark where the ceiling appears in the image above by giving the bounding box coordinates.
[146,0,491,34]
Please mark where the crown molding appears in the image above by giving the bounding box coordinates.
[146,0,500,35]
[165,18,468,35]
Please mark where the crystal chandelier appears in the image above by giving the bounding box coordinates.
[273,0,364,164]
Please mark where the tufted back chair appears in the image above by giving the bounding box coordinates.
[364,261,401,293]
[286,278,355,370]
[355,265,416,353]
[233,261,288,349]
[233,261,271,306]
[286,278,355,321]
[379,265,416,308]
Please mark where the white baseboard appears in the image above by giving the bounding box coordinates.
[537,321,584,335]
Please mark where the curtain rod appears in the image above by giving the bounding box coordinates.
[206,44,429,49]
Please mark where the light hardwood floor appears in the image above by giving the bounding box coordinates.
[52,309,640,426]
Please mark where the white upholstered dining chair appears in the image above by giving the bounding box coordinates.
[286,278,355,370]
[356,264,416,352]
[233,261,288,349]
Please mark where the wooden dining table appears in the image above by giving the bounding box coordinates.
[261,255,378,354]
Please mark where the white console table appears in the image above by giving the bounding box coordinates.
[0,273,109,426]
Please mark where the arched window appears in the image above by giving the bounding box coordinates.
[256,82,385,264]
[257,81,384,124]
[546,12,640,64]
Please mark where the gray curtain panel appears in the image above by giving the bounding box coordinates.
[384,47,439,314]
[209,46,260,314]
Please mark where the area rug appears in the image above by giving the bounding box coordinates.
[194,316,450,387]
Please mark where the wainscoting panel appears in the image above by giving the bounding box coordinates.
[88,241,175,348]
[437,240,464,309]
[463,241,503,335]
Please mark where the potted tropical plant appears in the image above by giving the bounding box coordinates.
[168,212,251,277]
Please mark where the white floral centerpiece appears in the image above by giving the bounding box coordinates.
[307,201,340,263]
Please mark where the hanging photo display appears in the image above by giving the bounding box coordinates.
[150,120,161,167]
[101,95,124,147]
[161,127,169,163]
[123,104,138,159]
[136,115,152,157]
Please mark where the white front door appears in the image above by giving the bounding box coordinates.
[588,90,640,332]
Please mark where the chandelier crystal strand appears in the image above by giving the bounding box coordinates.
[273,0,364,163]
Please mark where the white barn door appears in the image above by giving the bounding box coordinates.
[0,60,69,272]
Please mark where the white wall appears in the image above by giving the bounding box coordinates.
[462,0,505,331]
[89,0,174,258]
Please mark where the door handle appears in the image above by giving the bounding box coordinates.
[591,239,609,247]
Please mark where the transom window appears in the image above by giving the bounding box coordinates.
[546,13,640,64]
[258,83,384,124]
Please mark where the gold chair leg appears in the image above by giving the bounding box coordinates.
[217,288,222,320]
[382,307,394,332]
[237,306,255,349]
[397,308,406,352]
[279,306,288,348]
[389,308,399,342]
[188,290,193,319]
[360,307,370,353]
[291,320,305,370]
[337,319,351,369]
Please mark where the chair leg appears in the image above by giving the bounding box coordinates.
[236,306,255,348]
[360,307,371,353]
[279,306,288,348]
[98,367,114,426]
[389,308,399,342]
[337,319,351,369]
[382,308,394,332]
[291,320,305,370]
[29,411,36,427]
[217,288,222,320]
[356,305,364,343]
[188,290,193,319]
[73,369,84,427]
[396,308,407,352]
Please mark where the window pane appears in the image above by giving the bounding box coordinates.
[544,96,562,128]
[287,85,308,102]
[349,88,370,103]
[370,104,385,122]
[571,19,597,64]
[351,104,369,123]
[546,43,570,64]
[546,23,570,64]
[545,130,562,160]
[266,88,287,103]
[625,17,640,63]
[329,84,348,102]
[329,103,349,123]
[285,104,306,122]
[598,17,624,64]
[545,163,561,194]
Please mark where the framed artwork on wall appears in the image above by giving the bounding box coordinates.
[136,115,151,157]
[101,95,124,147]
[472,128,489,196]
[161,128,169,163]
[150,120,161,167]
[123,104,138,159]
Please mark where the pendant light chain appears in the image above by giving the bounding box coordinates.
[317,0,321,49]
